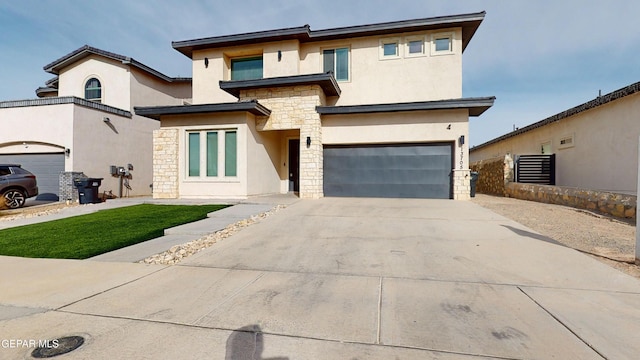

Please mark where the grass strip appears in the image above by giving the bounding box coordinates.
[0,204,227,259]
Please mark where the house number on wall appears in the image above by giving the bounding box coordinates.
[459,147,464,169]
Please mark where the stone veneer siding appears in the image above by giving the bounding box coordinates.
[153,128,179,198]
[59,171,87,203]
[241,86,326,199]
[452,169,471,200]
[470,154,635,219]
[505,183,636,219]
[469,154,514,196]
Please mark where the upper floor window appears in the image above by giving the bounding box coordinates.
[323,47,349,81]
[379,38,400,60]
[84,78,102,103]
[231,56,263,81]
[432,33,453,55]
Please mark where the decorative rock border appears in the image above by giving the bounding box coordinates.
[140,205,286,265]
[505,183,636,219]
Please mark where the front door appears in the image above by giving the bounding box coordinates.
[288,139,300,192]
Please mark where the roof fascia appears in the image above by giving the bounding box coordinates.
[316,97,495,116]
[172,11,485,58]
[219,72,341,98]
[134,101,271,120]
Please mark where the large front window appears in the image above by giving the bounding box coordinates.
[323,47,349,81]
[187,130,237,178]
[231,56,263,80]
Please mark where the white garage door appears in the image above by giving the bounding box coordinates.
[323,143,453,199]
[0,153,65,200]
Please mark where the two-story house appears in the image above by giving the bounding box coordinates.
[0,46,191,201]
[136,11,495,200]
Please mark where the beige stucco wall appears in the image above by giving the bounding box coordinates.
[0,103,157,196]
[246,123,282,196]
[300,28,462,105]
[130,69,191,108]
[0,104,74,155]
[470,93,640,194]
[190,28,462,106]
[322,109,469,169]
[57,56,131,110]
[72,106,158,196]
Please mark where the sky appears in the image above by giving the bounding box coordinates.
[1,0,639,146]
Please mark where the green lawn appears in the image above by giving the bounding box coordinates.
[0,204,227,259]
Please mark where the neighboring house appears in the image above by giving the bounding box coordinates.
[136,11,495,200]
[470,81,640,194]
[0,46,191,200]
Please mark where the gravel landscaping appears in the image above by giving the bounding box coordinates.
[472,194,640,279]
[140,205,286,265]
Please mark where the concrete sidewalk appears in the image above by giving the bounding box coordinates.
[1,197,639,359]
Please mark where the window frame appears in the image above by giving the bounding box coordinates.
[84,77,102,103]
[431,32,454,56]
[322,46,350,82]
[379,38,400,60]
[405,36,427,58]
[230,56,264,81]
[558,134,575,150]
[185,128,238,181]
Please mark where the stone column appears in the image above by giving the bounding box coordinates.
[299,119,323,199]
[153,128,179,199]
[59,171,87,203]
[452,169,471,200]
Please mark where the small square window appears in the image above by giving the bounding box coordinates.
[383,43,398,56]
[435,37,451,52]
[408,40,423,54]
[379,38,400,60]
[431,33,454,56]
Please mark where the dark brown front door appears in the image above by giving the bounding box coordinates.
[288,139,300,192]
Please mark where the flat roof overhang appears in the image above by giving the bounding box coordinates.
[173,12,485,57]
[316,97,496,117]
[220,72,341,98]
[134,100,271,120]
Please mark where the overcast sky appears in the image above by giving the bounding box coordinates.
[1,1,639,146]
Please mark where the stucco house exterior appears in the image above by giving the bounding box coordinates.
[470,81,640,194]
[136,11,495,200]
[0,46,191,200]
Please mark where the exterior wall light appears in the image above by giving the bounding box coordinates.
[65,148,71,156]
[278,50,282,62]
[306,136,311,147]
[204,57,209,68]
[459,135,465,146]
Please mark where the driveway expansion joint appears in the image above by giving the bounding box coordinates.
[517,287,607,359]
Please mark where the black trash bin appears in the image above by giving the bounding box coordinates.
[470,171,479,198]
[73,178,103,204]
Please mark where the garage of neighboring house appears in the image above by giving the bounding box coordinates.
[323,142,453,199]
[0,153,65,200]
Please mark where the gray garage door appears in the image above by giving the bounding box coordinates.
[0,153,64,200]
[323,143,453,199]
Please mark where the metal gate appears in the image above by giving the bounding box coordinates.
[515,154,555,185]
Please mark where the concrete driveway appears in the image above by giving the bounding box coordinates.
[1,197,639,359]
